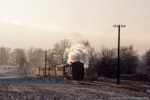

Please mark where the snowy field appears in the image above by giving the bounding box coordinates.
[0,65,18,74]
[0,79,150,100]
[0,65,19,79]
[0,65,150,100]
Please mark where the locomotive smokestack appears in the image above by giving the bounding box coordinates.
[67,43,90,68]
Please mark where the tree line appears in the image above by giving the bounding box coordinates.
[0,39,150,77]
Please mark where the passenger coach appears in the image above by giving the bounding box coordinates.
[35,61,85,80]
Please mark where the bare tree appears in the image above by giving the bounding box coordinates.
[47,49,57,66]
[10,48,30,76]
[0,46,11,65]
[96,47,117,77]
[136,57,148,75]
[120,45,138,74]
[79,40,90,47]
[27,47,45,68]
[53,39,72,64]
[95,45,138,77]
[143,49,150,74]
[10,48,26,66]
[19,57,29,77]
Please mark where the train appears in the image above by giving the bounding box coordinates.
[34,61,85,80]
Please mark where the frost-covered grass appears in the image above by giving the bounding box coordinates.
[0,77,149,100]
[0,78,66,84]
[0,82,149,100]
[0,65,149,99]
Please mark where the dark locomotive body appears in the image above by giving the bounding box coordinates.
[35,61,85,80]
[71,61,84,80]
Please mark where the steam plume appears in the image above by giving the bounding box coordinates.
[67,43,90,68]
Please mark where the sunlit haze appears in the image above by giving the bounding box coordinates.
[0,0,150,55]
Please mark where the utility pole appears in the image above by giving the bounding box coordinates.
[113,24,126,85]
[45,50,47,77]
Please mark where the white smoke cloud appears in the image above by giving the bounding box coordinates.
[67,43,90,68]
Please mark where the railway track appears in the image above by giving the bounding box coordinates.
[73,80,150,93]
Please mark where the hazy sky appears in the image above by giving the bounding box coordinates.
[0,0,150,55]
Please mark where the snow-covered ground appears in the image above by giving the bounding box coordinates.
[0,65,17,74]
[0,78,66,84]
[0,65,19,78]
[0,80,150,100]
[0,65,149,100]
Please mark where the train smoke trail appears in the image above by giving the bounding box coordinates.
[67,43,90,68]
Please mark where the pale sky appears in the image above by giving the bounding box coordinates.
[0,0,150,55]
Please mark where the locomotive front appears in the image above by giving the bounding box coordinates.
[71,61,84,80]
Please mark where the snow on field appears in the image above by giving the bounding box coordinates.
[0,76,149,100]
[0,65,20,79]
[0,78,66,84]
[0,81,150,100]
[0,65,149,100]
[0,65,17,74]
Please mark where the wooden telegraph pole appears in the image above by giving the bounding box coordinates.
[45,50,47,77]
[113,24,126,84]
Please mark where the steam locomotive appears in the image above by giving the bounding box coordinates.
[35,61,85,80]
